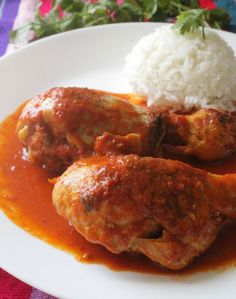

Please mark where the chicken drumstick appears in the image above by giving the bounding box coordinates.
[160,108,236,161]
[17,87,162,171]
[53,155,236,270]
[17,87,236,172]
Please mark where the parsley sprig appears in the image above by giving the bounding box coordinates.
[10,0,230,45]
[173,8,230,39]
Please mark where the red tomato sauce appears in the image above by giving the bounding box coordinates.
[1,104,236,276]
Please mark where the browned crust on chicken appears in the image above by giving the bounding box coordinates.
[52,155,236,269]
[157,108,236,161]
[17,88,162,171]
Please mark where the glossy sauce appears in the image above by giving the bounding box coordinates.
[1,105,236,276]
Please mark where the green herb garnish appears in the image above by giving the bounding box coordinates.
[173,8,230,39]
[10,0,230,45]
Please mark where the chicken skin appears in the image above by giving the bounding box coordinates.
[17,87,162,171]
[53,154,236,270]
[159,108,236,161]
[17,87,236,172]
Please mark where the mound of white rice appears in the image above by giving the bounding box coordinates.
[124,25,236,111]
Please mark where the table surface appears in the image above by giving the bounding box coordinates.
[0,0,236,298]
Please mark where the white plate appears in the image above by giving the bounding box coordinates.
[0,23,236,299]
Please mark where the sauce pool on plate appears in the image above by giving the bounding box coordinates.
[1,105,236,276]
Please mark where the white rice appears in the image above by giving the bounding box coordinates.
[124,25,236,111]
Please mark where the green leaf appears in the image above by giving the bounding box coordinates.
[58,13,83,31]
[116,2,142,22]
[156,0,182,15]
[10,23,33,44]
[140,0,158,20]
[173,7,230,39]
[80,3,110,25]
[184,0,199,9]
[52,0,61,7]
[60,0,84,12]
[173,9,209,38]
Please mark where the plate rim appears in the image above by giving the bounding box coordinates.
[1,21,236,63]
[0,22,236,299]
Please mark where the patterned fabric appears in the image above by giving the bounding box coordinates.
[0,0,236,298]
[0,0,21,55]
[0,268,56,299]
